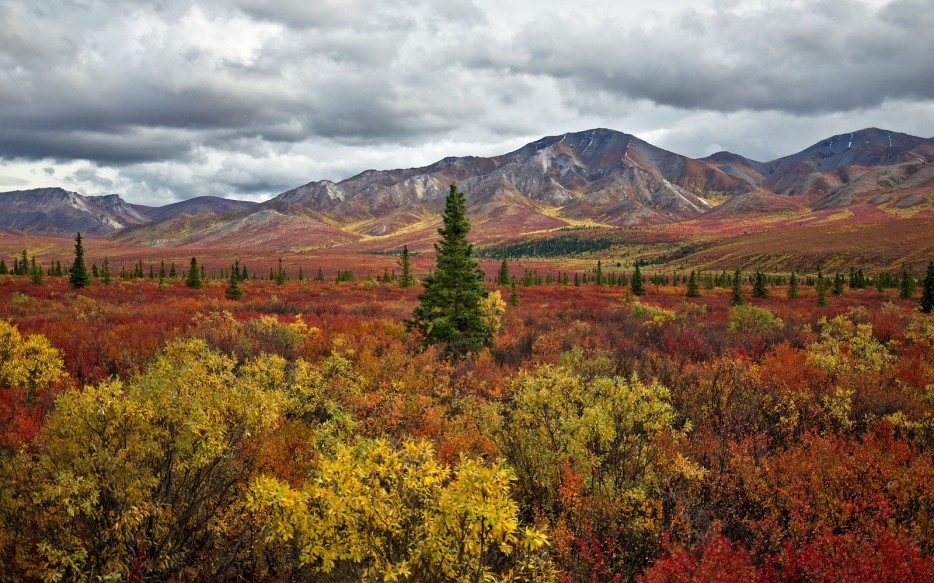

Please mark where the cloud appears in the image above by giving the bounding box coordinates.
[0,0,932,204]
[491,0,934,115]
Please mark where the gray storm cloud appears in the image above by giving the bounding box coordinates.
[0,0,932,204]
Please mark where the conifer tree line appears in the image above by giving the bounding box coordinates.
[3,233,934,314]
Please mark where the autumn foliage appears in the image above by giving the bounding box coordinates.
[0,256,933,580]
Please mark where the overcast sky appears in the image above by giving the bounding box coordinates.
[1,0,933,205]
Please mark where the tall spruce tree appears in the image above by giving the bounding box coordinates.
[730,268,746,306]
[398,245,414,288]
[921,262,934,314]
[101,256,111,285]
[816,271,828,307]
[685,270,700,298]
[225,269,243,300]
[900,265,916,299]
[186,257,203,289]
[752,271,768,298]
[509,281,520,307]
[497,255,510,286]
[408,184,489,355]
[630,264,645,296]
[787,272,799,299]
[69,232,90,289]
[18,250,28,276]
[31,259,44,285]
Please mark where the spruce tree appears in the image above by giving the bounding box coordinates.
[921,262,934,314]
[69,232,90,289]
[816,271,828,307]
[509,281,520,307]
[730,268,746,306]
[399,245,414,288]
[630,264,645,296]
[408,184,489,355]
[787,272,799,299]
[497,255,510,286]
[0,259,6,275]
[752,271,768,298]
[186,257,203,289]
[31,260,44,285]
[225,269,243,300]
[832,273,844,296]
[18,249,28,275]
[101,256,111,285]
[595,260,604,286]
[900,265,916,299]
[169,262,178,279]
[275,258,286,285]
[685,270,700,298]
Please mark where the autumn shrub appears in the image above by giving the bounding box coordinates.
[485,356,705,580]
[728,305,784,334]
[247,438,555,582]
[0,339,284,581]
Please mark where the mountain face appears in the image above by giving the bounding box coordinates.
[3,127,932,248]
[0,189,258,236]
[763,128,934,195]
[0,188,144,236]
[129,196,258,222]
[266,128,762,235]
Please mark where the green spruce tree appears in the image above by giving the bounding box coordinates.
[225,269,243,300]
[752,271,768,298]
[730,268,746,306]
[101,256,111,285]
[900,265,916,299]
[31,259,44,286]
[399,245,414,288]
[787,272,799,299]
[816,271,828,307]
[69,232,90,289]
[685,270,700,298]
[509,281,520,307]
[408,184,489,355]
[832,273,844,296]
[921,262,934,314]
[497,254,510,286]
[186,257,203,289]
[630,264,645,296]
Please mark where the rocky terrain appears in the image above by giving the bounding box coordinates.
[2,128,931,249]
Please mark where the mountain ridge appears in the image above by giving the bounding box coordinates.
[3,127,932,249]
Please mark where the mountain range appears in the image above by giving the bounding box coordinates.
[2,127,932,251]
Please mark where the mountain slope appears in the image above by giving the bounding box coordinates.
[130,196,257,222]
[763,128,934,195]
[0,188,149,236]
[3,127,933,249]
[264,129,762,239]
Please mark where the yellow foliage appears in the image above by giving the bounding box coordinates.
[248,438,554,582]
[0,319,67,394]
[631,302,676,327]
[480,290,507,336]
[3,338,286,581]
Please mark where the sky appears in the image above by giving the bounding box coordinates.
[1,0,933,206]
